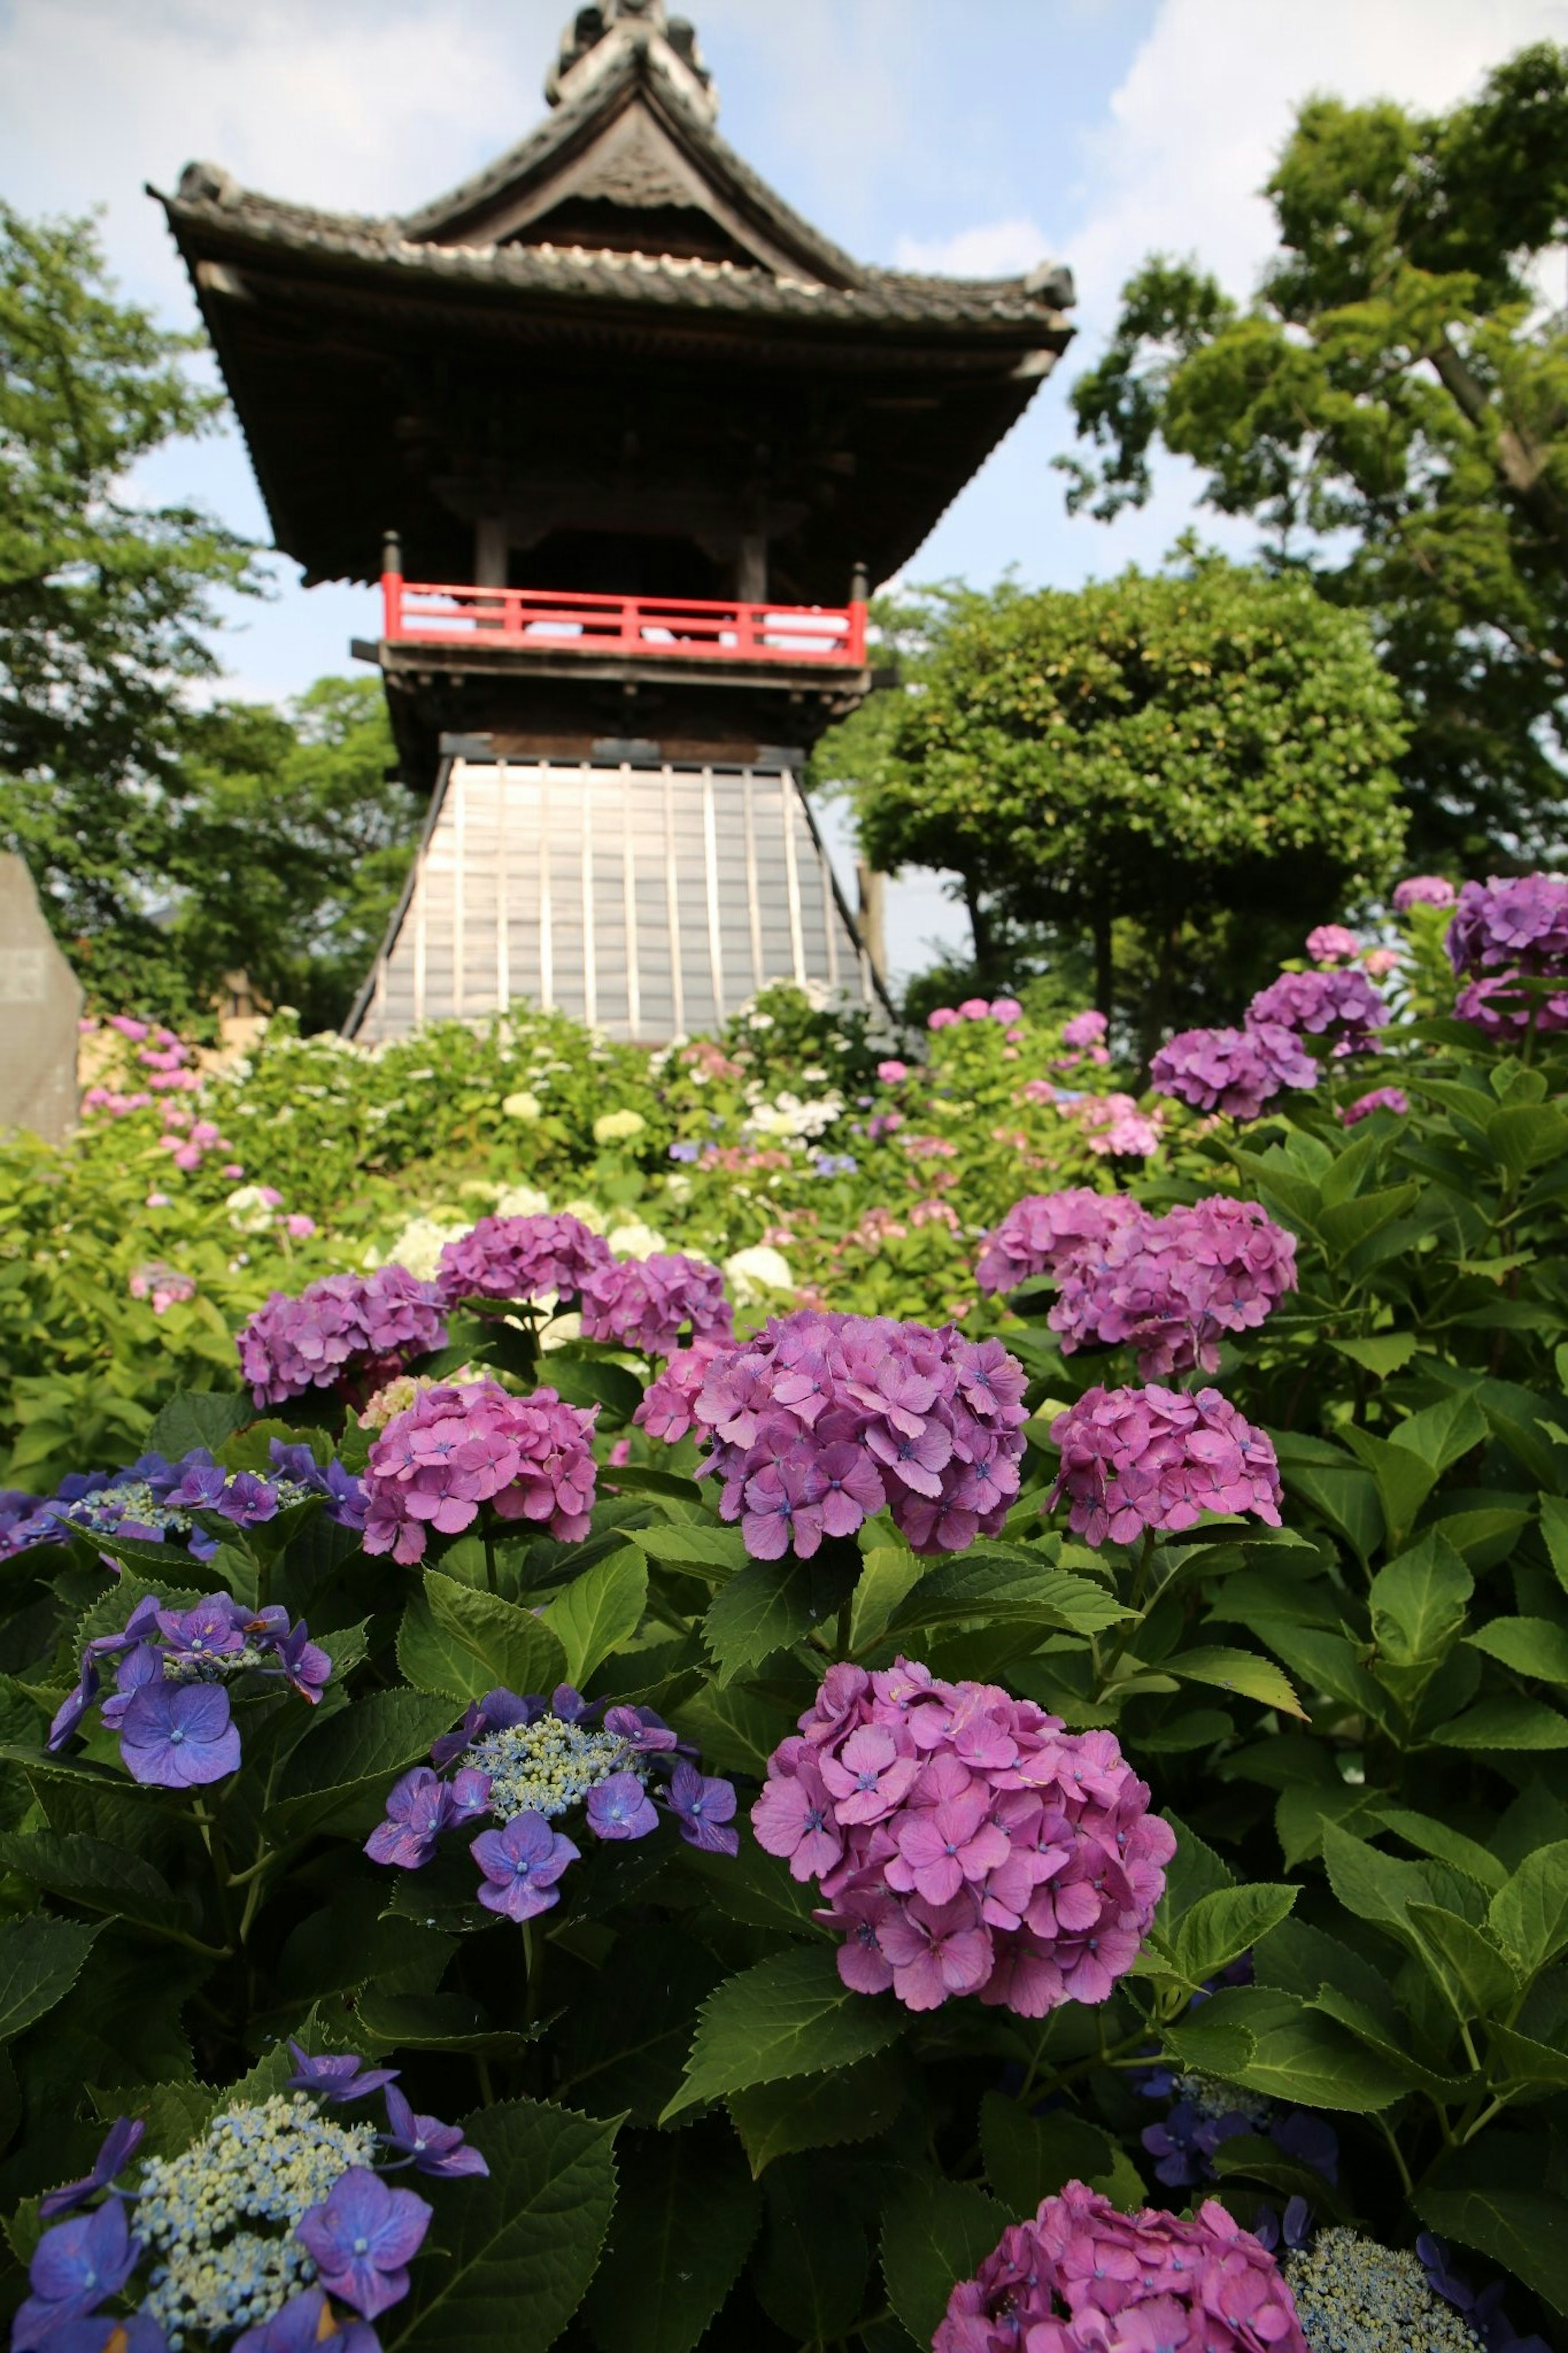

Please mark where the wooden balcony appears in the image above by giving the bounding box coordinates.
[380,572,867,669]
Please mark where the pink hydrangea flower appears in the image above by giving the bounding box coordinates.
[237,1267,448,1407]
[1049,1383,1283,1546]
[753,1662,1174,2017]
[989,998,1023,1022]
[1149,1023,1316,1118]
[1343,1086,1410,1125]
[928,1007,960,1030]
[435,1213,613,1310]
[363,1379,598,1564]
[1361,946,1399,979]
[976,1189,1144,1297]
[877,1059,909,1083]
[1455,973,1568,1037]
[936,2182,1305,2352]
[637,1311,1029,1558]
[1047,1198,1296,1381]
[579,1252,732,1357]
[1305,923,1358,963]
[1061,1010,1108,1050]
[1392,874,1457,912]
[1074,1094,1163,1159]
[1248,967,1388,1048]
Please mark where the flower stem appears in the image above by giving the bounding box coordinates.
[483,1528,499,1596]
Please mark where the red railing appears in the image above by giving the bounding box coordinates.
[380,572,867,668]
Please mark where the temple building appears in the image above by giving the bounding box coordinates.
[154,0,1075,1042]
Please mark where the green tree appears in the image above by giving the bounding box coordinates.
[168,677,419,1033]
[0,199,254,1010]
[1062,42,1568,865]
[830,559,1405,1045]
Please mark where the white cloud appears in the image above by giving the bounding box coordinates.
[894,217,1053,279]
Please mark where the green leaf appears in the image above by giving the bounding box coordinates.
[884,1555,1129,1641]
[1486,1101,1568,1180]
[702,1552,859,1684]
[850,1545,930,1652]
[539,1546,647,1686]
[1490,1842,1568,1978]
[1328,1333,1419,1378]
[1406,1904,1519,2023]
[1414,2186,1568,2319]
[1169,1885,1299,1989]
[1467,1617,1568,1684]
[1391,1388,1491,1475]
[1166,1647,1306,1719]
[386,2098,619,2353]
[881,2179,1007,2351]
[1486,2021,1568,2090]
[0,1915,100,2042]
[0,1833,186,1934]
[553,1926,726,2126]
[398,1572,567,1706]
[668,1681,793,1778]
[1319,1822,1443,1950]
[545,1354,644,1424]
[1339,1425,1438,1548]
[979,2094,1139,2213]
[755,2156,872,2342]
[1434,1697,1568,1749]
[728,2051,906,2177]
[1539,1496,1568,1597]
[632,1523,749,1581]
[354,1992,540,2058]
[267,1689,459,1842]
[145,1389,254,1456]
[584,2121,760,2353]
[1238,2010,1410,2112]
[1375,1807,1508,1892]
[661,1946,905,2124]
[1368,1532,1472,1666]
[1311,1985,1475,2098]
[1317,1182,1419,1259]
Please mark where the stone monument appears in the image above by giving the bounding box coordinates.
[0,854,81,1146]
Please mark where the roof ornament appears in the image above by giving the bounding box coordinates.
[545,2,717,125]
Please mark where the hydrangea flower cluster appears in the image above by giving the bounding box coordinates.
[979,1190,1297,1382]
[1140,2063,1339,2192]
[935,2182,1305,2353]
[47,1589,332,1789]
[361,1379,598,1564]
[1344,1085,1411,1126]
[928,998,1023,1029]
[238,1267,448,1408]
[366,1682,737,1918]
[1448,874,1568,977]
[1072,1093,1163,1159]
[1150,1021,1318,1119]
[753,1659,1174,2016]
[1248,967,1390,1049]
[1283,2228,1523,2353]
[1454,972,1568,1038]
[1060,1009,1108,1051]
[1304,923,1359,964]
[639,1311,1029,1557]
[128,1262,198,1316]
[0,1443,364,1567]
[1049,1385,1283,1547]
[16,2056,486,2353]
[1394,874,1457,912]
[433,1212,613,1309]
[579,1250,733,1357]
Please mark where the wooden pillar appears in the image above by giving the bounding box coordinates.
[736,534,768,603]
[474,517,508,587]
[856,857,887,982]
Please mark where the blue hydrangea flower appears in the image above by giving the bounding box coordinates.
[118,1679,242,1789]
[13,2197,136,2348]
[295,2168,432,2320]
[668,1761,739,1854]
[285,2045,399,2104]
[584,1770,659,1841]
[39,2117,145,2219]
[232,2284,378,2353]
[381,2086,489,2180]
[470,1813,579,1921]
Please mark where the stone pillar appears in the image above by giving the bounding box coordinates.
[0,854,82,1145]
[474,517,509,587]
[856,856,887,984]
[736,534,768,603]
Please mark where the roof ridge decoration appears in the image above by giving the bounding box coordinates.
[545,3,716,123]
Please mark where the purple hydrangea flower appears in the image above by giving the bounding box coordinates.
[38,2117,145,2219]
[13,2197,138,2349]
[1448,873,1568,977]
[579,1252,733,1357]
[1248,966,1389,1048]
[381,2084,490,2179]
[975,1187,1143,1296]
[433,1213,612,1311]
[365,1767,452,1870]
[470,1813,580,1922]
[1043,1196,1297,1382]
[44,2317,168,2353]
[1049,1383,1283,1547]
[295,2167,432,2320]
[118,1680,242,1789]
[584,1769,659,1841]
[233,2286,378,2353]
[1150,1022,1317,1119]
[285,2042,399,2103]
[667,1761,739,1854]
[361,1380,598,1566]
[1343,1085,1410,1125]
[238,1266,448,1408]
[1393,874,1456,912]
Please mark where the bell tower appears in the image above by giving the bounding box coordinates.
[154,7,1075,1040]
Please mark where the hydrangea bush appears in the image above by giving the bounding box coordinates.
[3,887,1568,2348]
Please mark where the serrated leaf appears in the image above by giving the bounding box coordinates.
[881,2179,1006,2350]
[884,1556,1129,1641]
[1414,2186,1568,2318]
[668,1681,794,1778]
[0,1832,186,1935]
[539,1546,646,1686]
[1434,1697,1568,1749]
[660,1946,904,2123]
[755,2155,870,2341]
[1490,1842,1568,1978]
[145,1390,254,1457]
[398,1572,566,1706]
[1406,1904,1519,2023]
[1238,2010,1409,2112]
[729,2050,906,2176]
[385,2098,619,2352]
[1467,1617,1568,1684]
[1375,1807,1507,1892]
[850,1545,929,1652]
[1166,1647,1306,1718]
[584,2120,760,2353]
[702,1552,858,1684]
[1368,1532,1472,1667]
[1540,1496,1568,1597]
[979,2094,1138,2214]
[267,1689,458,1842]
[0,1915,100,2042]
[1169,1885,1299,1989]
[1328,1334,1419,1378]
[632,1523,748,1581]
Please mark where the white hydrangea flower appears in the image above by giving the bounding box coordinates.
[593,1108,647,1144]
[724,1243,794,1303]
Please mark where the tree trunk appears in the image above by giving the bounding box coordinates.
[1092,907,1114,1019]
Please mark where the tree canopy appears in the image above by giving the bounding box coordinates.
[1062,42,1568,865]
[821,558,1406,1037]
[0,198,253,1010]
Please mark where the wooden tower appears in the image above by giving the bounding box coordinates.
[154,1,1075,1041]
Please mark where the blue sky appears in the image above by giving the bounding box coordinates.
[4,0,1566,979]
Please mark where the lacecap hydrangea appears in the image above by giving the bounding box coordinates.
[639,1310,1029,1557]
[238,1267,448,1408]
[935,2181,1305,2352]
[1049,1384,1283,1548]
[0,1441,363,1568]
[14,2053,486,2353]
[365,1682,737,1919]
[753,1659,1174,2016]
[362,1379,598,1564]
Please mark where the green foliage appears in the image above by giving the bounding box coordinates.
[1062,42,1568,865]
